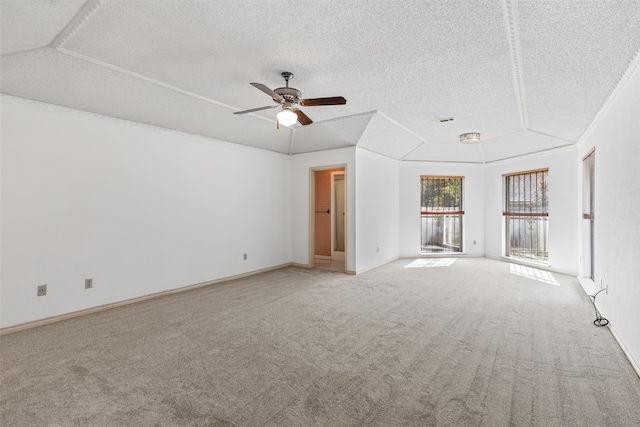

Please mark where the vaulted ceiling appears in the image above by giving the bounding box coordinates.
[2,0,639,163]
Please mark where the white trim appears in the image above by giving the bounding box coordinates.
[357,146,404,163]
[376,110,427,146]
[415,253,476,258]
[528,129,576,144]
[354,257,399,275]
[0,95,290,158]
[577,276,596,296]
[50,0,105,49]
[486,255,577,277]
[308,110,377,126]
[502,0,528,130]
[0,46,51,59]
[595,303,640,380]
[400,158,485,165]
[577,47,640,147]
[0,263,291,336]
[292,146,355,159]
[291,262,312,269]
[308,165,348,272]
[331,171,346,261]
[56,48,275,123]
[400,159,485,168]
[483,144,576,165]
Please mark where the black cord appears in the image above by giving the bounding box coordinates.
[589,288,609,327]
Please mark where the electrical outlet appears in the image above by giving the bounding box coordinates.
[473,240,477,245]
[37,284,47,296]
[243,253,247,260]
[377,247,379,253]
[85,278,93,289]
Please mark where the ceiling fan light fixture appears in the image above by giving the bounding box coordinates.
[460,132,481,144]
[277,108,298,126]
[236,72,345,127]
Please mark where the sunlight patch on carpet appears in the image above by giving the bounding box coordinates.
[405,258,456,268]
[509,263,559,285]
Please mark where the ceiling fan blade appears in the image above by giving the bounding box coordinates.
[250,82,285,103]
[233,105,278,115]
[299,96,347,107]
[294,109,313,126]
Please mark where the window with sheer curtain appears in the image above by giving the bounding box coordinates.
[420,176,464,253]
[504,169,549,263]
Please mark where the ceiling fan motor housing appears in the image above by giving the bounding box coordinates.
[274,87,302,103]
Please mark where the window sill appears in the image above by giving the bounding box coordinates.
[419,252,468,257]
[501,256,549,269]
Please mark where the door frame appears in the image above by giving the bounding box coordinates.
[331,171,346,261]
[582,148,595,280]
[309,165,347,272]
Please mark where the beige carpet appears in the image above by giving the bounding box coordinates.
[1,257,639,426]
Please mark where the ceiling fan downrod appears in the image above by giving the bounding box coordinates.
[281,71,293,87]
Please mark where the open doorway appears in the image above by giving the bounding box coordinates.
[310,166,346,273]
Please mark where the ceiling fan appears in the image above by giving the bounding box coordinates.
[233,72,346,128]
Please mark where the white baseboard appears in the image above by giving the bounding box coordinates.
[354,256,399,275]
[485,255,577,276]
[0,263,291,336]
[594,302,640,380]
[291,262,312,269]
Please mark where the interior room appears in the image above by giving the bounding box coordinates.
[1,1,639,425]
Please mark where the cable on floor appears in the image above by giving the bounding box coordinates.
[589,288,609,327]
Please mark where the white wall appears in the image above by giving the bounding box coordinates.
[577,58,640,369]
[399,161,485,257]
[354,148,400,272]
[290,147,356,271]
[1,97,291,328]
[484,147,579,274]
[3,70,637,370]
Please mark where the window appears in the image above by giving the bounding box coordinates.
[504,169,549,263]
[420,176,463,253]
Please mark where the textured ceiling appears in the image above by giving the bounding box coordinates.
[2,0,639,162]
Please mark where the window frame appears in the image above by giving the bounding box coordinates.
[420,175,465,254]
[503,168,549,263]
